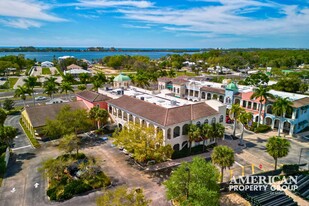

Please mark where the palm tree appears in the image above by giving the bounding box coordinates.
[92,72,107,83]
[134,74,150,88]
[23,76,37,105]
[14,85,30,107]
[250,86,274,127]
[62,73,75,84]
[272,97,293,137]
[266,136,291,170]
[168,69,176,78]
[43,77,59,99]
[79,73,90,86]
[211,123,225,143]
[188,124,200,154]
[238,112,253,145]
[200,124,212,152]
[229,104,245,137]
[59,82,74,100]
[89,107,109,129]
[211,145,235,183]
[92,80,103,92]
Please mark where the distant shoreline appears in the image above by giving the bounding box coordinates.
[0,46,205,53]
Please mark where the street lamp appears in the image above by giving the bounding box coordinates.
[185,167,191,199]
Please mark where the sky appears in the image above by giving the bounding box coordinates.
[0,0,309,48]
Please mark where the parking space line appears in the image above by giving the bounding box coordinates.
[12,145,32,151]
[234,161,243,167]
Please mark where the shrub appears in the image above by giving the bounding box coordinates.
[249,122,271,133]
[282,164,299,175]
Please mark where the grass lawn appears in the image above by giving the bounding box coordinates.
[176,71,197,77]
[19,119,40,148]
[8,78,18,89]
[42,67,52,75]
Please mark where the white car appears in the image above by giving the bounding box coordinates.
[35,96,47,101]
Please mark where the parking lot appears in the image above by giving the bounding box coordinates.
[83,140,170,206]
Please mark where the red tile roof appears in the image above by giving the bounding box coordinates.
[107,95,219,126]
[76,91,111,102]
[200,87,225,95]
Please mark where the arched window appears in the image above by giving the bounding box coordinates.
[204,119,209,124]
[182,124,189,135]
[173,126,180,138]
[219,115,224,123]
[196,121,201,127]
[211,117,216,124]
[182,141,188,149]
[177,88,180,93]
[167,128,171,139]
[201,92,206,99]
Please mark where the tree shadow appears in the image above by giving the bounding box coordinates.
[16,152,36,160]
[5,158,23,178]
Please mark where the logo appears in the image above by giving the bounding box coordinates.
[229,175,298,192]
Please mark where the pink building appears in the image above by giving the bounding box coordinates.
[240,91,266,122]
[76,91,111,110]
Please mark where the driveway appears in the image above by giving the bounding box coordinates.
[4,115,33,153]
[83,142,170,206]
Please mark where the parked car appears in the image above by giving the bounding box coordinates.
[35,96,47,101]
[226,115,234,124]
[0,77,6,81]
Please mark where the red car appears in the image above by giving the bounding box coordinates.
[226,116,234,124]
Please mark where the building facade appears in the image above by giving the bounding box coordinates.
[107,95,226,151]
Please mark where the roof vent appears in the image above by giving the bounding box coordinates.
[141,97,145,101]
[171,100,177,105]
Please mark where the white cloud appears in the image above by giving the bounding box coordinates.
[74,0,154,8]
[0,19,42,29]
[122,23,151,29]
[0,0,65,22]
[116,0,309,38]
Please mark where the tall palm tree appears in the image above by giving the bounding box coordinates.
[168,69,176,78]
[211,145,235,183]
[229,104,245,137]
[134,74,150,88]
[250,86,274,127]
[59,82,74,100]
[23,76,37,105]
[89,107,109,129]
[200,124,212,152]
[188,124,200,154]
[266,136,291,170]
[238,112,253,145]
[92,80,103,92]
[79,73,90,86]
[62,73,75,84]
[272,97,293,137]
[92,72,107,83]
[14,85,30,108]
[211,123,225,143]
[43,77,59,99]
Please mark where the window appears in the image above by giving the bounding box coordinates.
[204,119,208,124]
[219,115,224,123]
[211,117,216,124]
[196,121,201,127]
[182,124,189,135]
[173,126,180,138]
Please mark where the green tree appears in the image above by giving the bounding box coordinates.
[244,72,269,86]
[211,122,225,143]
[211,145,235,183]
[272,97,293,136]
[43,105,92,139]
[3,99,15,111]
[14,85,31,108]
[92,72,107,83]
[96,186,151,206]
[0,126,17,146]
[168,69,176,78]
[200,124,212,152]
[43,77,59,99]
[23,76,37,105]
[58,133,81,156]
[133,74,150,88]
[89,107,109,129]
[79,73,90,86]
[113,123,173,163]
[188,124,200,154]
[164,157,220,205]
[238,112,253,145]
[62,73,75,84]
[250,86,274,127]
[266,136,291,170]
[229,104,245,137]
[92,80,103,92]
[59,81,74,100]
[77,84,86,91]
[0,109,7,126]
